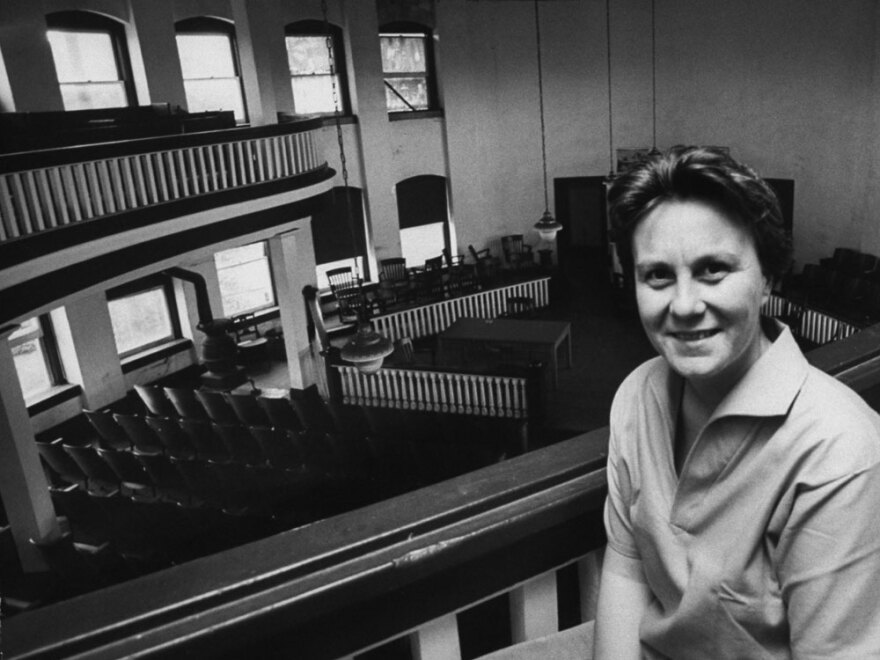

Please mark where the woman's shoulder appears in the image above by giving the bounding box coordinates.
[790,366,880,475]
[611,356,669,415]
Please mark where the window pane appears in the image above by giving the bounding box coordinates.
[291,75,338,114]
[48,30,120,82]
[182,78,245,121]
[60,81,128,111]
[9,317,41,340]
[380,35,426,73]
[384,77,428,112]
[12,339,53,400]
[286,36,332,75]
[176,34,236,79]
[108,288,174,355]
[215,244,275,317]
[400,222,445,267]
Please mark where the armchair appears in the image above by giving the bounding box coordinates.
[468,244,500,286]
[326,266,366,323]
[378,257,414,305]
[501,235,535,271]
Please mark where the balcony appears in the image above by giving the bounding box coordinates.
[0,118,334,324]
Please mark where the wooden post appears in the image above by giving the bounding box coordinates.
[410,614,461,660]
[0,325,61,571]
[510,571,559,643]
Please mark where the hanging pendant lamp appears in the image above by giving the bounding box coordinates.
[321,0,393,374]
[531,0,562,243]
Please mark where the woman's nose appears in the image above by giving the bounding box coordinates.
[669,279,706,317]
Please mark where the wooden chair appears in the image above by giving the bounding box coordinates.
[327,266,365,323]
[213,423,266,467]
[95,446,157,501]
[133,384,176,417]
[61,440,120,497]
[194,390,239,425]
[229,312,270,364]
[248,425,303,470]
[415,255,447,301]
[443,249,478,297]
[501,234,535,271]
[83,409,131,451]
[178,418,230,463]
[468,245,500,285]
[506,295,536,318]
[144,416,197,459]
[112,413,165,455]
[378,257,414,305]
[223,392,272,427]
[163,387,210,421]
[257,395,306,434]
[36,437,88,490]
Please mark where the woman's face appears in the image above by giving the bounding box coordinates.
[632,199,771,399]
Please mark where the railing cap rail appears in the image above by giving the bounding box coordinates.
[0,117,324,174]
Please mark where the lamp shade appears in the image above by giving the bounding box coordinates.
[340,322,394,374]
[534,210,562,242]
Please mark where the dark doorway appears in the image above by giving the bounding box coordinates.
[554,176,608,280]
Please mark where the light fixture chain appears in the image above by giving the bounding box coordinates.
[651,0,657,151]
[534,0,549,213]
[606,0,614,175]
[321,0,361,283]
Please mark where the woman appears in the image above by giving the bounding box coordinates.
[594,146,880,659]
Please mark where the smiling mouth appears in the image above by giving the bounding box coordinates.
[669,330,720,341]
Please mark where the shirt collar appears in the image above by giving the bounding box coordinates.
[710,319,809,420]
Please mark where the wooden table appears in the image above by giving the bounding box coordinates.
[437,317,573,388]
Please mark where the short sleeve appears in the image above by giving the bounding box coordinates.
[604,385,641,561]
[776,459,880,659]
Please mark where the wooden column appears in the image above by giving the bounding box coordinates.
[0,325,60,572]
[410,614,461,660]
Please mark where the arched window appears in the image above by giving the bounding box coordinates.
[285,20,350,115]
[312,187,368,288]
[379,22,438,114]
[45,11,136,110]
[175,17,247,123]
[396,175,448,265]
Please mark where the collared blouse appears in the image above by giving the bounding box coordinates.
[604,322,880,659]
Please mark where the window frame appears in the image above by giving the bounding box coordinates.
[106,274,182,359]
[285,20,351,116]
[379,22,439,115]
[175,16,248,124]
[45,10,137,110]
[9,314,66,400]
[214,241,278,317]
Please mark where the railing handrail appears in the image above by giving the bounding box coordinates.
[0,117,324,174]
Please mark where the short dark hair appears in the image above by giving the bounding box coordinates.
[607,146,792,281]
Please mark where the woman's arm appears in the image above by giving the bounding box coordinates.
[593,547,653,660]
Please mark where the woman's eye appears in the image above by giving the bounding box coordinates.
[700,262,730,282]
[644,269,673,287]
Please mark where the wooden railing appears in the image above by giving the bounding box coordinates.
[6,324,880,659]
[763,292,861,345]
[0,119,324,242]
[372,276,551,342]
[334,364,532,418]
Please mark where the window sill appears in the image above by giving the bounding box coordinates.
[26,383,82,416]
[388,109,444,122]
[121,338,194,374]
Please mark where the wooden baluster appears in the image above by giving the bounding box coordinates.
[461,375,473,415]
[309,134,319,168]
[214,144,228,189]
[34,170,59,228]
[578,551,604,622]
[0,176,18,239]
[224,143,237,187]
[9,173,34,234]
[195,147,210,192]
[244,140,256,182]
[204,145,218,190]
[82,162,104,217]
[183,149,199,194]
[59,166,83,222]
[410,614,462,660]
[510,571,559,644]
[455,374,466,414]
[21,171,45,232]
[173,151,189,197]
[162,152,179,199]
[118,157,138,208]
[106,159,127,210]
[150,153,168,202]
[67,164,91,219]
[130,155,149,206]
[438,372,450,413]
[253,139,266,181]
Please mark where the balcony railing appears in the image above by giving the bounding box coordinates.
[372,276,551,342]
[334,363,533,418]
[6,323,880,659]
[763,292,861,345]
[0,119,325,242]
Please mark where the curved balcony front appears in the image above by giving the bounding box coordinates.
[0,118,334,324]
